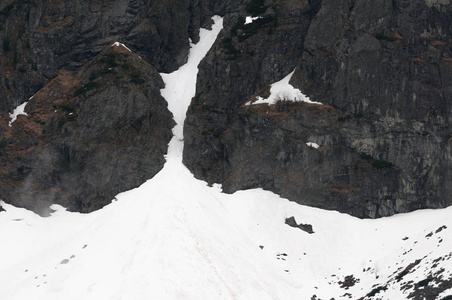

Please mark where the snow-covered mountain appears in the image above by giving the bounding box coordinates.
[1,16,451,300]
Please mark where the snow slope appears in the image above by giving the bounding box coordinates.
[1,16,451,300]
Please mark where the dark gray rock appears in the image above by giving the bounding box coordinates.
[0,44,174,215]
[0,0,221,115]
[1,0,451,219]
[292,0,452,123]
[285,216,314,234]
[192,0,319,110]
[183,0,452,218]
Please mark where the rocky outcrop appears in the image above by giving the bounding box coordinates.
[183,0,452,218]
[0,0,223,115]
[0,43,174,215]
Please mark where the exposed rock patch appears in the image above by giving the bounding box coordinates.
[339,275,359,289]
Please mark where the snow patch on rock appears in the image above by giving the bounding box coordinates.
[245,16,262,24]
[247,70,322,106]
[9,101,28,126]
[111,42,132,52]
[306,142,320,149]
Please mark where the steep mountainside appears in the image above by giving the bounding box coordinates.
[0,0,221,114]
[0,44,174,214]
[1,19,451,299]
[0,0,451,218]
[184,0,452,218]
[0,0,224,213]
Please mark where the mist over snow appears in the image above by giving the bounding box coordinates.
[1,16,451,300]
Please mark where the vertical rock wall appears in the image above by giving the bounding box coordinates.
[183,0,452,218]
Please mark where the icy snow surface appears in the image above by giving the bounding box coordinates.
[1,15,452,300]
[9,101,28,126]
[248,70,322,106]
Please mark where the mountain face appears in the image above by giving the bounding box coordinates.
[0,44,174,215]
[0,0,221,114]
[184,0,452,218]
[0,3,452,299]
[0,0,222,214]
[1,18,451,299]
[0,0,451,218]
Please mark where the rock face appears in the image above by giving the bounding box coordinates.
[0,0,222,115]
[0,0,451,218]
[0,44,174,214]
[183,0,452,218]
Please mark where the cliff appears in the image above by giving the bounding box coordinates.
[0,43,174,214]
[0,0,451,218]
[183,0,452,218]
[0,0,221,114]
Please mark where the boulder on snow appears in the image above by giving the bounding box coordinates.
[285,216,314,234]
